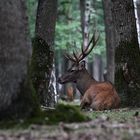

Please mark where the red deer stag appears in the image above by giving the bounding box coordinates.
[58,32,120,110]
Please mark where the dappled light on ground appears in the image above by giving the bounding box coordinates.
[0,108,140,140]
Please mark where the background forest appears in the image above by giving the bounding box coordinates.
[26,0,140,107]
[0,0,140,139]
[27,0,110,105]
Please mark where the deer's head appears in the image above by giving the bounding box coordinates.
[58,32,99,84]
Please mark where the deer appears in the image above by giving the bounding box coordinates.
[66,86,74,101]
[58,32,120,111]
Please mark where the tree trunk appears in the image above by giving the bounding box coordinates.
[80,0,91,71]
[102,0,115,83]
[136,0,140,26]
[0,0,39,119]
[80,0,91,49]
[93,54,102,81]
[112,0,140,106]
[80,0,86,40]
[33,0,58,107]
[135,0,140,46]
[55,50,62,98]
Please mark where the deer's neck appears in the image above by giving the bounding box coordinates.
[76,70,97,96]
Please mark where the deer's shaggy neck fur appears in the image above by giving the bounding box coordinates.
[76,69,97,96]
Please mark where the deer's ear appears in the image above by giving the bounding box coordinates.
[79,61,86,70]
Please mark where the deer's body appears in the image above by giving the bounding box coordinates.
[58,32,120,110]
[59,68,120,110]
[77,70,120,110]
[81,84,120,110]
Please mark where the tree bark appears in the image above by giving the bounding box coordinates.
[93,54,102,81]
[80,0,86,40]
[102,0,115,83]
[80,0,91,71]
[33,0,58,107]
[35,0,57,46]
[136,0,140,29]
[80,0,91,48]
[111,0,140,106]
[135,0,140,46]
[0,0,39,119]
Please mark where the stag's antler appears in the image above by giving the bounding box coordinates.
[78,31,100,62]
[65,31,99,64]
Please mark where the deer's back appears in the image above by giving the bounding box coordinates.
[81,81,120,110]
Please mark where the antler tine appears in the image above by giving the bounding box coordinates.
[73,51,79,63]
[77,34,94,61]
[71,41,79,63]
[64,32,99,63]
[92,31,100,46]
[64,53,76,62]
[85,32,99,54]
[78,31,100,62]
[81,32,91,53]
[64,41,80,63]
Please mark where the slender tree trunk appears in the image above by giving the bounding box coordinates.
[80,0,91,49]
[93,54,102,81]
[92,0,97,27]
[102,0,115,83]
[136,0,140,26]
[0,0,39,119]
[63,0,75,99]
[80,0,86,40]
[33,0,58,107]
[80,0,91,74]
[55,50,62,98]
[112,0,140,106]
[135,0,140,46]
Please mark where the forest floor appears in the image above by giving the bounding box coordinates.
[0,107,140,140]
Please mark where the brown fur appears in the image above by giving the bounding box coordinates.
[58,62,120,111]
[80,82,120,110]
[66,86,74,101]
[58,34,120,110]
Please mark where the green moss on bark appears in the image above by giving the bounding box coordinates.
[0,104,89,129]
[115,38,140,107]
[30,36,53,105]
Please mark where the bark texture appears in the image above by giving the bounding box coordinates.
[0,0,39,119]
[135,0,140,46]
[111,0,140,106]
[103,0,115,83]
[35,0,57,46]
[80,0,91,48]
[80,0,86,40]
[33,0,58,106]
[136,0,140,29]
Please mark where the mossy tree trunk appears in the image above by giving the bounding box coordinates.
[111,0,140,106]
[0,0,39,119]
[103,0,116,83]
[32,0,58,106]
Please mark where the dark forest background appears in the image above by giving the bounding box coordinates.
[0,0,140,120]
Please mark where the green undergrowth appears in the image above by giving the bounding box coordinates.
[88,108,140,122]
[0,103,89,129]
[0,102,139,129]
